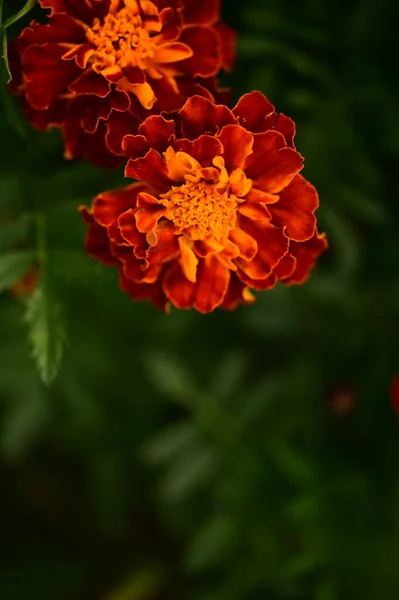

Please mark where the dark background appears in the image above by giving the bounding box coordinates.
[1,0,399,598]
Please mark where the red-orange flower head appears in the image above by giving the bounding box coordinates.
[81,92,328,313]
[10,0,235,168]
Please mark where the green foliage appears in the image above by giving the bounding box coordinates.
[0,250,34,291]
[1,0,399,598]
[25,282,66,386]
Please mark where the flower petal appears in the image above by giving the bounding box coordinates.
[214,22,236,71]
[146,225,180,266]
[135,192,167,233]
[118,208,147,258]
[193,255,230,313]
[163,262,196,309]
[181,0,220,25]
[69,68,111,97]
[92,184,143,227]
[179,95,235,140]
[237,216,288,279]
[153,41,193,63]
[233,91,275,132]
[238,202,271,220]
[220,274,255,310]
[119,271,169,311]
[284,231,328,285]
[80,205,118,266]
[178,26,221,78]
[178,235,198,283]
[22,43,80,109]
[229,228,258,261]
[244,131,303,193]
[218,124,253,171]
[269,174,318,242]
[174,135,223,167]
[138,115,176,153]
[125,148,170,190]
[273,252,296,280]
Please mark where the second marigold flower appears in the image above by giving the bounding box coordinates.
[10,0,234,168]
[82,92,327,313]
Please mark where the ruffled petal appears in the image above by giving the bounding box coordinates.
[118,209,147,259]
[153,41,193,63]
[135,192,167,232]
[229,228,258,261]
[138,115,176,153]
[163,262,196,309]
[119,271,169,311]
[283,231,328,285]
[92,183,144,227]
[193,255,230,313]
[69,68,111,97]
[146,225,180,266]
[238,202,271,220]
[178,235,198,283]
[80,206,118,266]
[22,43,80,110]
[272,252,296,280]
[181,0,220,25]
[174,135,223,167]
[233,91,275,132]
[269,174,318,242]
[218,124,253,171]
[214,22,236,71]
[220,274,255,310]
[179,95,236,139]
[125,148,171,190]
[244,131,303,193]
[236,216,288,279]
[178,26,221,78]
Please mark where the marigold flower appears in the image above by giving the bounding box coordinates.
[81,92,327,312]
[10,0,235,168]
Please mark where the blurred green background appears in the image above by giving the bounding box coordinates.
[1,0,399,598]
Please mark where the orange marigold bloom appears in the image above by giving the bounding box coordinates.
[10,0,234,168]
[81,92,327,312]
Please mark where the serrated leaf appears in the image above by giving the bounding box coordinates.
[0,250,35,292]
[25,283,66,385]
[4,0,37,28]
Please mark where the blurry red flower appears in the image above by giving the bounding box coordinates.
[10,0,235,168]
[81,91,327,312]
[390,376,399,413]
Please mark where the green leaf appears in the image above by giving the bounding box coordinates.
[185,515,237,572]
[4,0,37,28]
[49,248,98,283]
[0,213,31,251]
[25,283,66,385]
[0,250,35,292]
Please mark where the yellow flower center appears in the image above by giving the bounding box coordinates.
[162,179,238,241]
[86,4,157,70]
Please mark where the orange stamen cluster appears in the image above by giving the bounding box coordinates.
[162,178,238,241]
[86,5,158,70]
